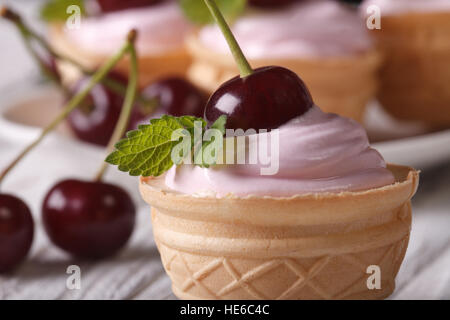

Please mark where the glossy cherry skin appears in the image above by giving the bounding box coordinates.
[0,194,34,273]
[205,66,313,131]
[248,0,297,8]
[96,0,164,13]
[66,72,126,146]
[42,179,136,259]
[129,77,206,129]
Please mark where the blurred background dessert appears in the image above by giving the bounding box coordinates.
[187,0,380,122]
[362,0,450,128]
[49,0,194,86]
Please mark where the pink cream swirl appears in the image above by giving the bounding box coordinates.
[163,107,395,198]
[64,1,192,54]
[361,0,450,16]
[199,0,373,59]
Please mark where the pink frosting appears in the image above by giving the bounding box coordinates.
[361,0,450,16]
[163,107,395,197]
[64,1,192,54]
[199,0,373,59]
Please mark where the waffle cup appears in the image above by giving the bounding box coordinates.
[371,12,450,128]
[186,35,382,123]
[140,164,418,300]
[48,24,192,86]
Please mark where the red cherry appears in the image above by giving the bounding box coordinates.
[96,0,164,13]
[205,66,313,130]
[248,0,298,8]
[66,72,127,146]
[129,77,206,129]
[42,179,135,259]
[0,194,34,273]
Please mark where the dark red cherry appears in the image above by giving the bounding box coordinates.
[96,0,164,13]
[248,0,297,8]
[0,194,34,273]
[42,179,135,259]
[66,72,126,146]
[205,66,313,131]
[129,77,206,129]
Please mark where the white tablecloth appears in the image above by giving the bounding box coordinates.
[0,0,449,300]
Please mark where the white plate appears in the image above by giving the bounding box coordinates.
[1,85,450,170]
[0,84,72,142]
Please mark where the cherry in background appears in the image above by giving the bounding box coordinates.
[129,77,206,129]
[0,194,34,273]
[66,71,126,146]
[205,66,313,131]
[42,180,135,259]
[96,0,164,13]
[0,13,137,263]
[43,32,138,259]
[68,73,206,144]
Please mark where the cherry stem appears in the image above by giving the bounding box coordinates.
[95,31,139,182]
[101,76,158,111]
[0,31,136,187]
[1,6,158,112]
[203,0,253,78]
[1,6,63,89]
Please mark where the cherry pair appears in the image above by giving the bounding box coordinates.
[0,180,134,273]
[69,74,206,146]
[0,25,140,273]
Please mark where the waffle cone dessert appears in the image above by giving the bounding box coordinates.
[49,24,192,86]
[371,12,450,127]
[186,35,381,123]
[140,164,418,300]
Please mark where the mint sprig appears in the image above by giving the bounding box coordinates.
[105,115,227,177]
[179,0,246,25]
[41,0,85,22]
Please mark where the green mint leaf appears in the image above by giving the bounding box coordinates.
[106,116,185,177]
[179,0,246,25]
[106,115,207,177]
[106,115,228,177]
[177,115,207,129]
[41,0,85,22]
[210,115,227,135]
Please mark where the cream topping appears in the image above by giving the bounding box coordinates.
[199,0,373,59]
[361,0,450,16]
[163,106,395,197]
[64,1,193,54]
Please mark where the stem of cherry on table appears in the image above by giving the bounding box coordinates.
[0,6,157,111]
[95,31,139,182]
[0,30,137,188]
[0,6,63,89]
[203,0,253,78]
